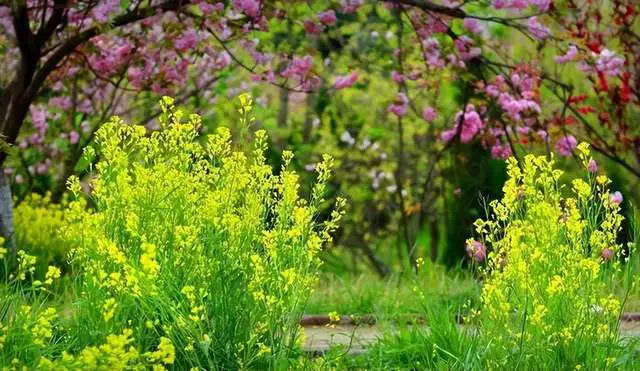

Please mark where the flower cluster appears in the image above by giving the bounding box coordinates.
[60,97,343,368]
[471,144,628,366]
[1,97,344,368]
[441,105,484,143]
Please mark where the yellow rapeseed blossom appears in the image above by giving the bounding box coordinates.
[145,337,175,365]
[44,266,61,285]
[474,146,628,360]
[103,298,117,321]
[51,97,344,369]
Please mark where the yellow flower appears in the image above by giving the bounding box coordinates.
[103,298,117,321]
[31,307,57,347]
[328,311,340,328]
[572,179,591,199]
[596,175,610,185]
[146,337,175,365]
[44,265,61,285]
[257,342,271,357]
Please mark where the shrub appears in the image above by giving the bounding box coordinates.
[471,143,632,368]
[1,97,344,369]
[14,193,69,277]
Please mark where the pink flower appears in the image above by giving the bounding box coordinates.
[390,70,405,84]
[30,106,47,134]
[536,130,548,141]
[587,159,598,173]
[215,51,232,69]
[466,240,486,263]
[486,84,500,97]
[555,135,577,156]
[334,72,358,90]
[318,9,337,26]
[595,49,625,77]
[128,66,145,88]
[175,30,198,52]
[199,2,215,15]
[92,0,119,24]
[610,191,623,205]
[555,45,578,64]
[517,126,530,135]
[0,7,13,35]
[422,107,437,122]
[50,96,72,110]
[233,0,260,18]
[440,106,484,143]
[199,2,224,15]
[497,92,540,121]
[463,18,484,34]
[492,0,547,11]
[422,38,443,67]
[341,0,362,14]
[69,131,80,145]
[36,160,50,175]
[387,93,409,117]
[530,0,552,12]
[491,143,512,159]
[440,129,457,143]
[458,107,484,143]
[304,20,324,35]
[281,56,314,78]
[15,174,24,184]
[527,17,550,40]
[601,248,614,262]
[455,36,481,61]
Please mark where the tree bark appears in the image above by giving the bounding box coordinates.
[0,172,15,254]
[277,87,289,128]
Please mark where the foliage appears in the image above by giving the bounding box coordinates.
[0,98,344,369]
[13,194,69,277]
[1,1,638,274]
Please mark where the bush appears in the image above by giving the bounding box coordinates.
[14,193,69,278]
[471,143,632,368]
[1,97,344,369]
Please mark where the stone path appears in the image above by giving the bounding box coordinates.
[301,316,640,356]
[302,324,383,356]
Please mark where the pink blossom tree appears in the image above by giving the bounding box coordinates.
[0,0,638,265]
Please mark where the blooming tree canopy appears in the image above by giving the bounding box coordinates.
[0,0,638,254]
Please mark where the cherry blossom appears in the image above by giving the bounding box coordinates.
[318,10,337,26]
[555,135,577,157]
[422,107,437,122]
[388,93,409,117]
[334,72,359,90]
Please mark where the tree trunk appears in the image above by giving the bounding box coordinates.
[302,92,316,142]
[277,87,289,128]
[0,171,15,254]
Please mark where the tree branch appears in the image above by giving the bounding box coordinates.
[392,0,467,18]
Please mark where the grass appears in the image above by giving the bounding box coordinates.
[307,262,480,322]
